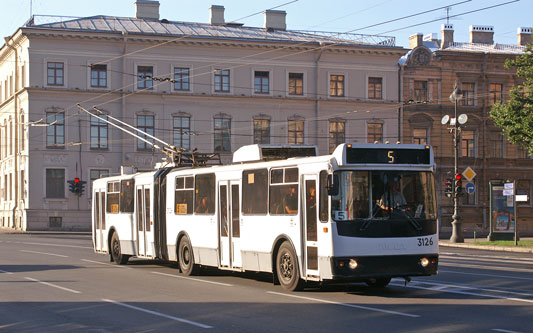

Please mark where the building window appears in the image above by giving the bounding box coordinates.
[137,66,153,90]
[488,131,504,158]
[288,73,303,95]
[329,74,345,97]
[90,114,108,149]
[46,111,65,148]
[461,130,476,157]
[214,69,230,92]
[414,80,427,102]
[367,123,383,143]
[489,83,503,105]
[462,82,475,106]
[90,64,107,88]
[517,145,532,159]
[90,169,109,197]
[137,115,154,150]
[329,120,345,153]
[253,118,270,144]
[214,116,231,152]
[47,62,64,86]
[517,179,531,206]
[368,77,382,99]
[412,128,428,144]
[9,119,12,155]
[173,67,190,91]
[288,119,304,144]
[173,115,190,150]
[46,168,65,198]
[254,71,269,94]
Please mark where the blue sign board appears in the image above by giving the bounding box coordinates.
[465,182,475,194]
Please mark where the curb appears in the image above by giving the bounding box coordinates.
[439,242,533,254]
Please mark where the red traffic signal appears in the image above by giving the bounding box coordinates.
[455,174,462,180]
[74,177,80,183]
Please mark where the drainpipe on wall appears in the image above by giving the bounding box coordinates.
[315,43,324,150]
[4,37,19,230]
[481,52,488,229]
[121,31,128,168]
[398,63,404,143]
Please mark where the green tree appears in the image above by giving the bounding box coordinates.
[490,43,533,155]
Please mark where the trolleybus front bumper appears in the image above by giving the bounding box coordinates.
[329,254,438,281]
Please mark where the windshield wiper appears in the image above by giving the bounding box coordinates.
[397,206,423,231]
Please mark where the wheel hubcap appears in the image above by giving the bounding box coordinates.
[280,252,293,280]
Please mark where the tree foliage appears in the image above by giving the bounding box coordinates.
[490,43,533,155]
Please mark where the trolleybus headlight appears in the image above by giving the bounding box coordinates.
[348,259,358,270]
[420,257,430,267]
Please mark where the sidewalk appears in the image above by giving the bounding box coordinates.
[440,237,533,254]
[0,227,90,236]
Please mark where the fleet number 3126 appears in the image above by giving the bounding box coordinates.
[417,237,433,246]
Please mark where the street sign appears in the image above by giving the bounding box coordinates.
[462,167,476,181]
[465,182,475,194]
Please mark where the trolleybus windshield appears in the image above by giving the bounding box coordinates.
[331,170,436,223]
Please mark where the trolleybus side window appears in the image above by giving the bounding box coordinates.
[242,169,268,215]
[269,167,299,215]
[195,173,215,214]
[319,170,329,222]
[120,179,135,213]
[106,181,120,213]
[175,176,194,215]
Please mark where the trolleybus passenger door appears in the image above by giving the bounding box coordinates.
[230,181,242,268]
[218,182,230,267]
[94,190,106,252]
[136,185,153,257]
[219,181,242,269]
[303,176,319,278]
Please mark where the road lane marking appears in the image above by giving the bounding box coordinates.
[441,252,533,262]
[492,329,524,333]
[102,298,212,329]
[427,279,533,297]
[391,280,533,304]
[406,280,533,298]
[20,250,68,258]
[439,262,533,273]
[24,277,81,294]
[440,255,533,266]
[267,291,420,318]
[439,269,533,281]
[151,271,233,287]
[81,259,132,269]
[21,242,92,249]
[0,269,14,274]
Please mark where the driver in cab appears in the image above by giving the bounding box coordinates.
[378,178,407,211]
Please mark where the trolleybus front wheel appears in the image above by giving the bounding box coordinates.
[365,277,391,288]
[110,232,129,265]
[276,241,303,291]
[178,235,196,276]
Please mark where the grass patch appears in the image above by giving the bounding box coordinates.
[473,240,533,247]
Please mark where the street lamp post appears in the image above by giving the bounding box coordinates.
[449,81,464,243]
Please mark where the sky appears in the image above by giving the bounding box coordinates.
[0,0,531,48]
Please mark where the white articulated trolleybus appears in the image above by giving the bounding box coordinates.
[92,140,439,291]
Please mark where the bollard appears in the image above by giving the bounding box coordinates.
[473,231,476,241]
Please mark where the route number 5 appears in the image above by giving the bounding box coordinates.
[388,151,395,164]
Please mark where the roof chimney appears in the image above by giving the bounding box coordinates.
[210,5,225,25]
[469,25,494,44]
[135,0,160,20]
[264,10,286,31]
[517,27,532,46]
[441,24,454,49]
[409,33,423,49]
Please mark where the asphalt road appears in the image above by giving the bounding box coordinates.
[1,233,532,332]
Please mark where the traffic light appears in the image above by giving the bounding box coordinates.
[444,178,453,198]
[67,178,86,196]
[454,174,463,197]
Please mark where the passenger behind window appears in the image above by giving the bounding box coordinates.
[283,186,298,214]
[196,196,210,214]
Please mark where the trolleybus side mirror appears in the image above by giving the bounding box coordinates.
[327,174,338,196]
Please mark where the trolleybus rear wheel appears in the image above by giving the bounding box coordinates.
[178,235,196,276]
[366,277,391,288]
[111,232,129,265]
[276,242,303,291]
